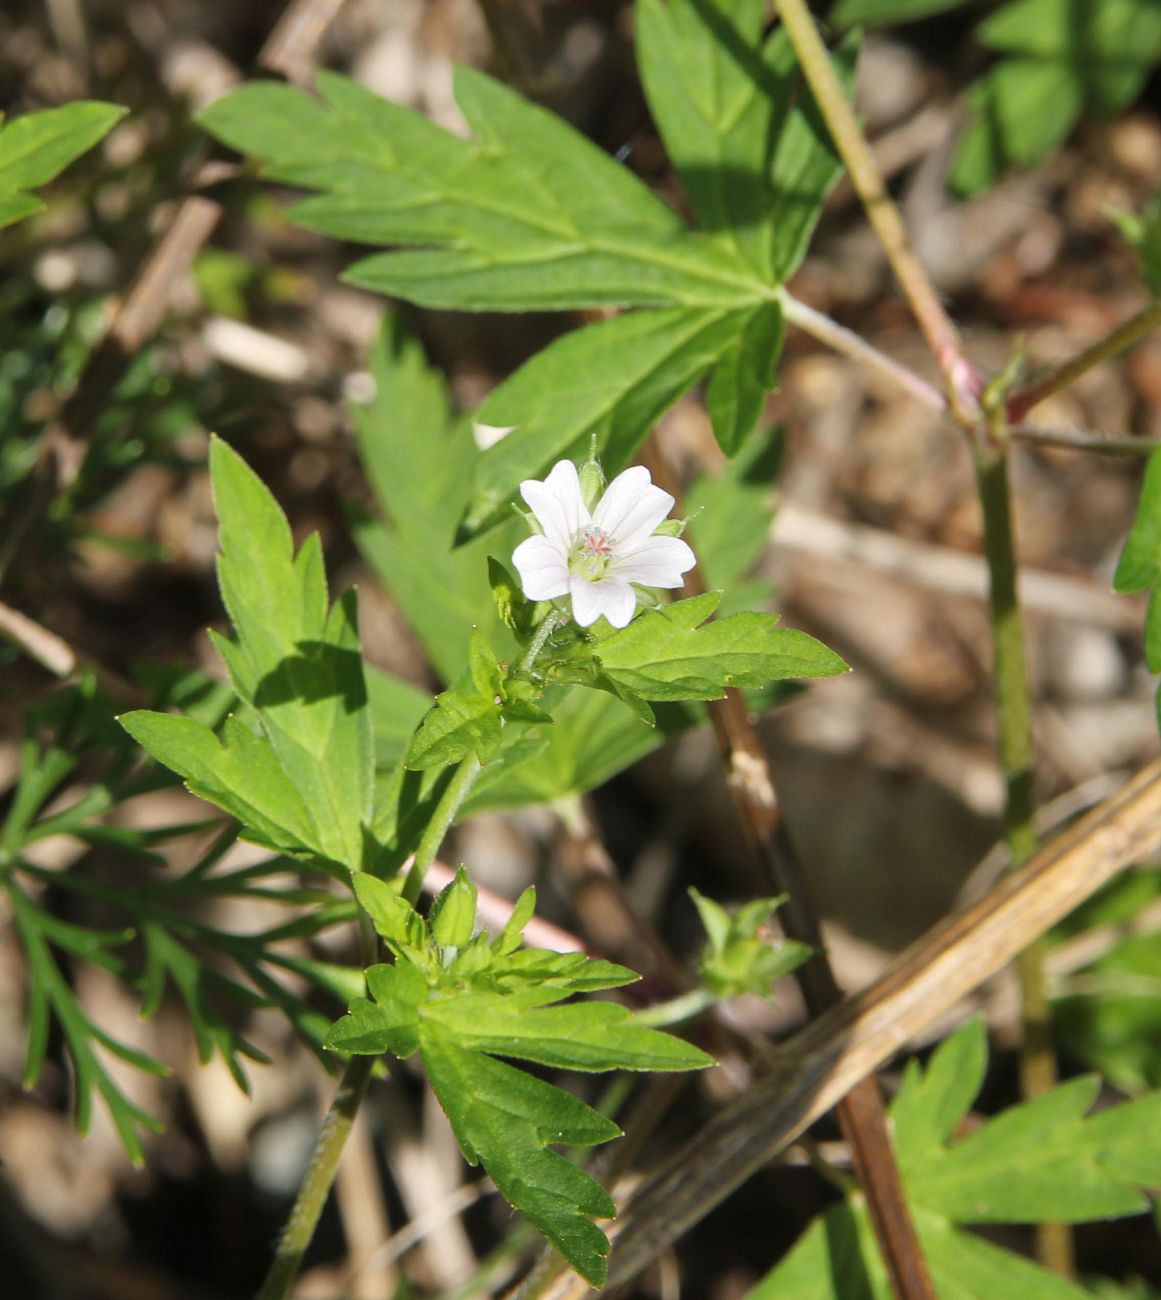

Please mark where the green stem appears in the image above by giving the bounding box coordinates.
[257,613,572,1300]
[631,988,715,1028]
[973,434,1073,1277]
[258,751,482,1300]
[1007,299,1161,421]
[772,0,980,423]
[257,1055,376,1300]
[515,607,565,675]
[402,753,483,906]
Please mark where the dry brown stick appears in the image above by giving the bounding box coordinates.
[0,597,145,704]
[641,443,937,1300]
[258,0,348,85]
[538,754,1161,1299]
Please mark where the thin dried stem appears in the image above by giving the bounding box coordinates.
[1010,424,1160,456]
[772,0,980,423]
[779,293,1159,457]
[642,443,937,1300]
[778,290,947,413]
[537,755,1161,1298]
[0,598,144,703]
[1007,299,1161,421]
[258,0,348,86]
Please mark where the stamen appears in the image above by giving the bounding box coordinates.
[582,528,613,557]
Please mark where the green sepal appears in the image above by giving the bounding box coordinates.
[430,866,478,949]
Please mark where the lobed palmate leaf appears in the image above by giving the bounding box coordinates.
[0,101,125,229]
[753,1020,1161,1298]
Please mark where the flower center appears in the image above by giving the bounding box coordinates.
[569,527,614,582]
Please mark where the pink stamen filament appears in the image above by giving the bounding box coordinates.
[582,529,613,557]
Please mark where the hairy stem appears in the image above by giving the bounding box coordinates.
[515,607,566,674]
[257,1055,377,1300]
[973,437,1072,1276]
[778,290,947,413]
[772,0,980,422]
[258,605,575,1299]
[402,754,484,906]
[1007,299,1161,421]
[259,749,482,1299]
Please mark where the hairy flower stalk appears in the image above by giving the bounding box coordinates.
[512,459,695,628]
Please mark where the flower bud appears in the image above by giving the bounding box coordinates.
[654,516,686,537]
[577,457,606,513]
[430,866,478,949]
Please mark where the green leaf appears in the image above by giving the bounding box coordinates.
[636,1,855,291]
[118,711,330,864]
[140,923,267,1090]
[209,438,374,870]
[594,592,848,701]
[684,425,780,609]
[405,680,502,769]
[468,628,503,699]
[705,302,783,455]
[327,960,428,1057]
[7,879,165,1164]
[753,1020,1159,1298]
[951,0,1161,195]
[421,1024,618,1287]
[430,866,479,948]
[0,102,125,228]
[1115,448,1161,593]
[421,992,714,1072]
[0,192,42,229]
[751,1200,1091,1299]
[496,887,538,955]
[764,29,859,283]
[365,665,433,767]
[951,58,1081,197]
[462,306,772,539]
[465,688,694,813]
[489,555,536,638]
[1109,187,1161,298]
[352,873,430,953]
[691,889,812,999]
[636,0,780,277]
[830,0,970,26]
[901,1059,1159,1224]
[199,70,761,312]
[351,316,519,681]
[1055,929,1161,1093]
[891,1017,988,1153]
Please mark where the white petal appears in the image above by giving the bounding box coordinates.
[569,576,636,628]
[512,536,570,600]
[599,579,639,628]
[592,465,676,548]
[612,535,696,588]
[519,461,586,553]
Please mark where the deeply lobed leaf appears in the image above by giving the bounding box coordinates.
[0,101,125,229]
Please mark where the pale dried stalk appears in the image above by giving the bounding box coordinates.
[538,755,1161,1298]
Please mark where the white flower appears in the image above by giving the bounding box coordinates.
[511,460,695,629]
